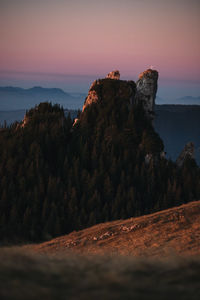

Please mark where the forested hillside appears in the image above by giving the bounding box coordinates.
[0,79,200,243]
[1,105,200,165]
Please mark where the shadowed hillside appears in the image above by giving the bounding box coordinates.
[1,105,200,165]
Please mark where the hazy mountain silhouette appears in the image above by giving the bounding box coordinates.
[0,86,84,110]
[156,95,200,105]
[175,96,200,104]
[1,86,200,110]
[155,96,166,104]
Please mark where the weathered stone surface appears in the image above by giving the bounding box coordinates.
[82,79,101,112]
[106,70,120,80]
[82,89,99,112]
[135,69,158,118]
[81,69,159,117]
[176,142,195,167]
[82,73,136,112]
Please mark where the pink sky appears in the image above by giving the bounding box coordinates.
[0,0,200,84]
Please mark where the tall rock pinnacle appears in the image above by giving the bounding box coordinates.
[135,69,159,118]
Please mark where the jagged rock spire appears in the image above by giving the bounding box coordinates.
[135,69,159,118]
[176,142,195,167]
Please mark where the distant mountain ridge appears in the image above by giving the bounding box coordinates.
[1,86,200,110]
[0,86,69,96]
[156,95,200,105]
[0,86,84,110]
[176,96,200,104]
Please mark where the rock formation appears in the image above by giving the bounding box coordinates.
[81,69,159,118]
[21,114,29,128]
[82,80,100,112]
[135,69,158,118]
[106,70,120,80]
[176,142,195,167]
[82,71,136,113]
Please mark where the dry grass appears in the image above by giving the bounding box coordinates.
[1,202,200,299]
[0,248,200,300]
[27,201,200,257]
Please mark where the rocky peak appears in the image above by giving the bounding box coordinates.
[138,69,158,80]
[135,69,158,118]
[176,142,195,167]
[82,71,134,112]
[106,70,120,80]
[81,69,159,117]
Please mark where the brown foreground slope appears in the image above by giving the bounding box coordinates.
[28,201,200,257]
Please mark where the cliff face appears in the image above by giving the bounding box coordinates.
[82,80,100,112]
[82,69,159,119]
[76,70,164,159]
[82,76,136,112]
[135,69,158,117]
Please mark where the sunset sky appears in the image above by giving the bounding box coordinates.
[0,0,200,98]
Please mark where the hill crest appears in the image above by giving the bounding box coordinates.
[27,201,200,257]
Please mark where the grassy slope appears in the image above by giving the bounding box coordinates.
[1,201,200,300]
[27,200,200,257]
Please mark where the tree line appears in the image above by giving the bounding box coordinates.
[0,99,199,242]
